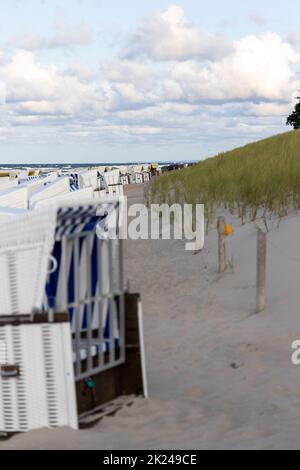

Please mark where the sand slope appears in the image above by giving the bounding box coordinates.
[2,187,300,450]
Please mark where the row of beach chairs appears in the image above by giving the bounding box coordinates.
[0,165,152,210]
[0,166,149,434]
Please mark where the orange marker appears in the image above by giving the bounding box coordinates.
[224,223,232,237]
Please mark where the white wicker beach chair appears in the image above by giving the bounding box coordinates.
[17,170,29,182]
[18,178,46,196]
[120,174,129,185]
[107,185,124,197]
[0,322,77,432]
[43,199,123,371]
[78,170,99,190]
[33,187,94,209]
[127,166,138,184]
[44,172,59,183]
[93,189,109,199]
[103,170,124,195]
[0,177,16,187]
[0,186,29,209]
[142,172,151,182]
[29,177,70,208]
[103,169,121,187]
[135,173,143,184]
[0,207,28,223]
[0,180,19,192]
[0,177,10,185]
[0,208,57,315]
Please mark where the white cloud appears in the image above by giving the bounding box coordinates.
[0,51,101,116]
[102,81,156,112]
[248,11,267,27]
[65,62,95,82]
[122,5,232,62]
[9,22,93,50]
[100,60,157,111]
[286,31,300,48]
[245,102,291,117]
[164,33,298,104]
[102,60,150,83]
[0,6,300,151]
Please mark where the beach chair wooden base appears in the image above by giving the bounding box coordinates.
[78,395,136,428]
[75,293,146,419]
[0,294,147,434]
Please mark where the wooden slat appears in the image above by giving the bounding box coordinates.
[76,293,144,416]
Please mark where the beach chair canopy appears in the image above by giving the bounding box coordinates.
[43,199,122,343]
[0,180,19,192]
[103,169,121,187]
[78,170,99,190]
[33,187,94,209]
[53,198,120,241]
[0,186,29,209]
[29,177,70,208]
[0,198,120,316]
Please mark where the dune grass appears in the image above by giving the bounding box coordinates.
[151,130,300,225]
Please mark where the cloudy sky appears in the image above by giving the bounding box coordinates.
[0,0,300,163]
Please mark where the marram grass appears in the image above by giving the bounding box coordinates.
[151,130,300,225]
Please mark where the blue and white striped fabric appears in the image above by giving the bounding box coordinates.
[70,183,78,192]
[24,175,43,182]
[44,202,120,355]
[69,174,79,191]
[54,205,110,240]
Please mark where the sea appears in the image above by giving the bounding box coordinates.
[0,161,197,169]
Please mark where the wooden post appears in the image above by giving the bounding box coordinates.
[217,216,226,273]
[256,229,267,313]
[144,182,151,208]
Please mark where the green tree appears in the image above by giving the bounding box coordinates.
[287,96,300,129]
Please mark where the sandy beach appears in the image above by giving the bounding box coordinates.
[1,185,300,450]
